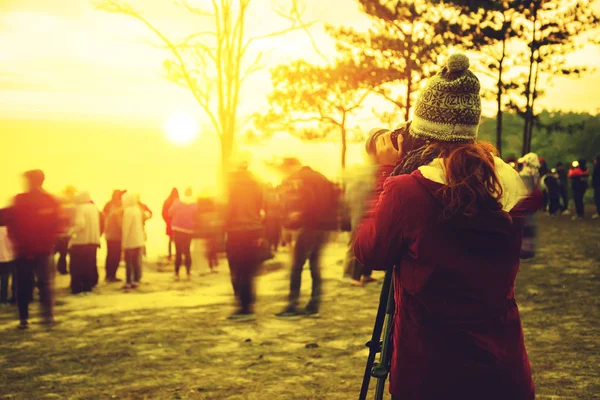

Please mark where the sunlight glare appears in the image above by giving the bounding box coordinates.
[164,112,199,146]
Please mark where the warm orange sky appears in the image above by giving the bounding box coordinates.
[1,0,600,128]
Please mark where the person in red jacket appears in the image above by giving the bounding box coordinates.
[355,54,536,400]
[568,159,590,220]
[7,170,61,329]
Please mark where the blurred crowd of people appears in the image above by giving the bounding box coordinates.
[0,149,599,328]
[0,171,158,328]
[0,150,349,326]
[506,154,600,220]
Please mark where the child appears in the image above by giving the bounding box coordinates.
[122,193,145,289]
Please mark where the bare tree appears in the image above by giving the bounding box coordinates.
[95,0,318,189]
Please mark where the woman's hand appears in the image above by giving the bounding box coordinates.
[375,131,402,166]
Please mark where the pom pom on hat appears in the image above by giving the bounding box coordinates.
[447,53,470,73]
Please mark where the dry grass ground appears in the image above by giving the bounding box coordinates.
[0,212,598,400]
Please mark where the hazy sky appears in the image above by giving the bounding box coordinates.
[1,0,599,128]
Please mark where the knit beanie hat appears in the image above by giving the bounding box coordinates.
[410,53,481,142]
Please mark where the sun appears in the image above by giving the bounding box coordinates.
[164,112,199,145]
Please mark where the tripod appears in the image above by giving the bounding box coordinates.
[359,267,395,400]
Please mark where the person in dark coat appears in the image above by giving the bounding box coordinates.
[275,158,338,318]
[103,190,124,282]
[355,54,536,400]
[225,157,265,321]
[6,170,61,329]
[542,169,562,216]
[592,155,600,219]
[162,188,179,260]
[569,159,589,220]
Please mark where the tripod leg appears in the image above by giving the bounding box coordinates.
[358,268,393,400]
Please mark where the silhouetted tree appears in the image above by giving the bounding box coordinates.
[437,0,530,156]
[259,58,373,169]
[509,0,600,155]
[329,0,474,124]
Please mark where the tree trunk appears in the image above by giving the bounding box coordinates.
[522,1,538,156]
[404,68,412,122]
[340,114,347,170]
[526,58,541,153]
[218,130,234,202]
[496,36,506,156]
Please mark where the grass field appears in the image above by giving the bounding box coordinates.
[0,212,599,400]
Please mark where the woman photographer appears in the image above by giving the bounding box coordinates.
[355,54,538,400]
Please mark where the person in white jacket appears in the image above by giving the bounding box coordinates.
[69,191,101,294]
[122,192,145,289]
[0,209,16,305]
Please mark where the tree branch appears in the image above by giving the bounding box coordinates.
[371,87,405,110]
[95,0,221,136]
[174,0,215,17]
[272,0,329,62]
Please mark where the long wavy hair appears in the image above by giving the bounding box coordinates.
[392,126,504,218]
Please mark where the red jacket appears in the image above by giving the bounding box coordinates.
[355,171,536,400]
[7,189,61,258]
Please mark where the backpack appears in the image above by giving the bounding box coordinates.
[280,170,341,231]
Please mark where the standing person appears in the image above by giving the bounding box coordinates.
[542,169,562,216]
[136,195,152,262]
[538,157,549,211]
[355,54,536,400]
[556,162,570,214]
[519,152,541,259]
[197,193,220,273]
[592,155,600,219]
[275,158,339,319]
[162,188,179,260]
[69,191,101,294]
[569,159,590,220]
[103,190,124,282]
[225,158,265,321]
[0,209,16,306]
[7,170,60,329]
[263,185,283,253]
[169,188,198,280]
[344,127,402,286]
[122,192,145,289]
[55,185,77,275]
